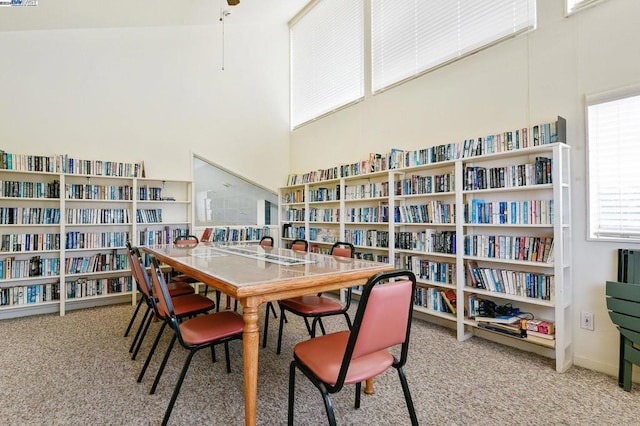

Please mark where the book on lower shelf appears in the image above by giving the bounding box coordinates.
[473,315,520,324]
[440,289,457,314]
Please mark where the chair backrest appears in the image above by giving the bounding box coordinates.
[126,242,152,299]
[260,236,274,247]
[335,270,416,387]
[330,241,355,259]
[174,235,199,246]
[291,239,309,252]
[149,255,178,322]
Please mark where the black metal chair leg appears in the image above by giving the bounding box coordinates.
[224,341,231,373]
[321,389,337,426]
[129,305,151,353]
[263,303,271,348]
[162,350,196,426]
[355,381,362,409]
[317,317,327,336]
[397,366,419,426]
[268,301,278,318]
[211,345,217,363]
[215,290,222,312]
[131,309,153,360]
[277,306,287,355]
[124,296,144,337]
[137,321,167,383]
[287,361,297,426]
[150,334,177,395]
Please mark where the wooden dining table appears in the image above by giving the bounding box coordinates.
[141,242,394,426]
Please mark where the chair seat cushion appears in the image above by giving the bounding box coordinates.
[180,312,244,346]
[280,295,342,315]
[294,331,394,385]
[172,273,199,284]
[167,282,195,297]
[171,294,216,318]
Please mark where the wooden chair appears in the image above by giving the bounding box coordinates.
[606,280,640,391]
[275,242,355,355]
[124,242,195,360]
[287,269,418,425]
[147,255,244,426]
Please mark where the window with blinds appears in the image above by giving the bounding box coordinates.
[566,0,607,15]
[290,0,364,129]
[371,0,536,94]
[587,91,640,240]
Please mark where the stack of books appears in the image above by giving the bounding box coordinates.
[474,315,525,338]
[522,319,555,340]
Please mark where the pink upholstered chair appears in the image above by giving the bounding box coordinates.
[124,242,195,360]
[275,242,355,355]
[147,255,244,426]
[287,269,418,425]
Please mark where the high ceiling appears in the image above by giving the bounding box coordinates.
[0,0,309,32]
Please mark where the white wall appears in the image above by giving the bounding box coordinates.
[0,19,291,191]
[290,0,640,376]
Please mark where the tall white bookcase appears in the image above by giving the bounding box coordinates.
[279,119,572,372]
[0,160,193,320]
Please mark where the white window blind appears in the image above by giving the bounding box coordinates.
[290,0,364,129]
[371,0,536,93]
[587,92,640,239]
[566,0,606,15]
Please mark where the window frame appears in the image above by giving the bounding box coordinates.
[586,85,640,242]
[565,0,608,16]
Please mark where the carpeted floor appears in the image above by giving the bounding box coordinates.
[1,299,639,426]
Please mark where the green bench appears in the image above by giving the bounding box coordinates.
[606,280,640,391]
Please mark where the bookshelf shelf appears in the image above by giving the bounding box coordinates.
[279,117,571,372]
[0,156,193,319]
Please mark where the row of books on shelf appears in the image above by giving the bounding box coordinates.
[344,182,390,200]
[281,224,305,240]
[0,207,60,225]
[201,226,272,243]
[345,206,387,223]
[0,150,146,177]
[66,276,132,299]
[0,179,60,199]
[395,230,456,254]
[1,233,61,252]
[401,255,456,286]
[308,208,340,223]
[138,186,163,201]
[413,287,457,314]
[67,208,131,225]
[65,231,130,249]
[64,251,128,274]
[465,199,553,225]
[285,117,565,186]
[0,283,60,306]
[136,208,163,224]
[395,202,455,224]
[65,184,133,201]
[466,260,554,301]
[462,157,552,191]
[140,227,190,246]
[283,189,305,204]
[464,235,554,263]
[309,186,339,202]
[345,229,389,248]
[284,208,305,222]
[396,172,454,196]
[1,256,60,279]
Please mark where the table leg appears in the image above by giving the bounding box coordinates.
[242,299,260,426]
[364,378,375,394]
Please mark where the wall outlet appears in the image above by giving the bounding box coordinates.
[581,312,594,331]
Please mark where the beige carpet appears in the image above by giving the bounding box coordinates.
[1,300,639,425]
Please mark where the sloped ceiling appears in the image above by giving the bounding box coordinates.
[0,0,308,31]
